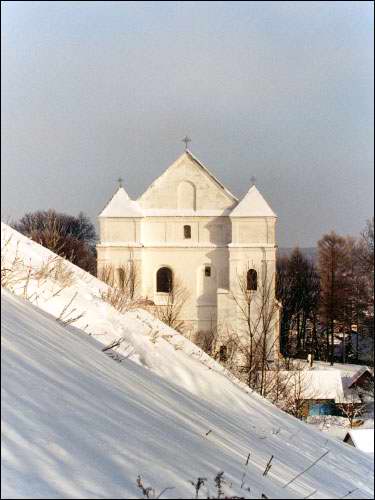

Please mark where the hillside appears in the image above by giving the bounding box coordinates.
[1,224,374,499]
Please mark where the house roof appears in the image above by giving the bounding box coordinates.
[344,429,374,453]
[300,370,345,401]
[98,187,143,218]
[270,369,346,402]
[348,367,373,389]
[230,185,277,218]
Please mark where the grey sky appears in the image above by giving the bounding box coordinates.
[1,1,373,247]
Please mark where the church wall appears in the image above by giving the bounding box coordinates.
[140,245,230,336]
[99,218,141,243]
[231,217,276,245]
[226,244,279,360]
[141,216,231,246]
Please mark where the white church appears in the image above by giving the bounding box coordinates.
[97,147,280,357]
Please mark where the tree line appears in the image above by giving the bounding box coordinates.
[276,218,374,365]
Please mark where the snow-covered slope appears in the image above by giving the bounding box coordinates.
[1,224,374,499]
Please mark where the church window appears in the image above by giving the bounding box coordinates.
[156,267,172,293]
[117,267,125,290]
[247,269,257,291]
[184,225,191,239]
[205,266,211,277]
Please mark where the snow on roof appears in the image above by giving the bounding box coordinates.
[302,370,345,401]
[298,360,369,376]
[230,185,277,217]
[99,187,143,218]
[348,367,373,389]
[274,369,346,401]
[345,429,374,453]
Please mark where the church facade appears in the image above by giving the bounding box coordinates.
[97,149,279,357]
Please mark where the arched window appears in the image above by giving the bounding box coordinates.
[177,181,196,210]
[156,267,173,293]
[247,269,257,291]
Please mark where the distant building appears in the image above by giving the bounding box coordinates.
[343,429,374,454]
[97,149,279,355]
[266,363,372,417]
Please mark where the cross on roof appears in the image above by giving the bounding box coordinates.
[117,177,123,187]
[250,176,256,186]
[182,135,191,150]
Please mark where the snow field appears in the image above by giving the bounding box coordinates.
[1,223,374,499]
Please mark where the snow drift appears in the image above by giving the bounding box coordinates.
[1,223,374,499]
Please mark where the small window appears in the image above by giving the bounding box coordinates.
[156,267,172,293]
[219,345,227,362]
[117,268,125,289]
[205,266,211,277]
[247,269,257,291]
[184,225,191,239]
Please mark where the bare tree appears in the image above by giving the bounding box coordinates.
[152,275,190,333]
[12,209,97,274]
[227,262,280,394]
[98,249,140,300]
[280,368,309,420]
[337,391,367,428]
[358,217,374,277]
[318,232,348,365]
[264,361,311,419]
[340,237,370,362]
[276,248,320,358]
[98,251,143,314]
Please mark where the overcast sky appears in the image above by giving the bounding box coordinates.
[1,1,373,247]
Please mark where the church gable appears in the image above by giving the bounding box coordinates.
[138,151,238,213]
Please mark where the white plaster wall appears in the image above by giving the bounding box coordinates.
[231,217,276,245]
[97,215,277,343]
[141,217,231,246]
[99,218,141,243]
[139,156,236,211]
[140,246,229,329]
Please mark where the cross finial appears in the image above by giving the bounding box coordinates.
[182,135,191,150]
[117,177,123,188]
[250,176,256,186]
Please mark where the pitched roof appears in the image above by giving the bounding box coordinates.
[138,150,238,205]
[184,150,238,202]
[230,185,276,217]
[348,367,373,389]
[267,369,345,401]
[98,187,143,218]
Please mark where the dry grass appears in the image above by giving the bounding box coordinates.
[100,287,133,314]
[34,256,75,288]
[100,286,147,314]
[1,231,75,303]
[98,262,148,314]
